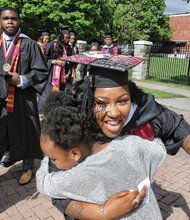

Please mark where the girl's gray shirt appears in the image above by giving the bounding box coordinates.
[36,135,166,220]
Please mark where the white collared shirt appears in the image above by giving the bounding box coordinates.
[123,103,138,127]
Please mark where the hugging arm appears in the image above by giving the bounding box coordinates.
[152,105,190,155]
[65,188,145,220]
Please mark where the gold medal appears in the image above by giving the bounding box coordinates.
[3,63,11,72]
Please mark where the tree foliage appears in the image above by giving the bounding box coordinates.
[0,0,171,43]
[112,0,172,43]
[0,0,113,40]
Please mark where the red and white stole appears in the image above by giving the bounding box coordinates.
[0,31,21,112]
[52,42,68,91]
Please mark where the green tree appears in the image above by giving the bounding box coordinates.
[112,0,172,43]
[0,0,113,40]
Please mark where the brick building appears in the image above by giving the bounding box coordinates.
[169,13,190,45]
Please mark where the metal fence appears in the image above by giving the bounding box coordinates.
[148,44,190,85]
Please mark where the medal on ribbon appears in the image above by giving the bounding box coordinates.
[2,31,20,73]
[3,63,11,73]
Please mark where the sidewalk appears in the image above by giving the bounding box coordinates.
[134,80,190,98]
[0,82,190,220]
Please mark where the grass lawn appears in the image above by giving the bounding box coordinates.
[129,68,187,98]
[148,56,190,85]
[140,87,186,99]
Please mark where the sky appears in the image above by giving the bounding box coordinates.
[165,0,190,14]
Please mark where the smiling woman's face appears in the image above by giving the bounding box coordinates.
[93,86,131,138]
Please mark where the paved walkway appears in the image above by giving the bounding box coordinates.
[0,82,190,220]
[134,81,190,98]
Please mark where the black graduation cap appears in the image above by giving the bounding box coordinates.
[62,54,144,88]
[38,29,51,36]
[89,66,128,88]
[88,39,102,47]
[42,32,50,36]
[60,27,70,35]
[70,30,77,36]
[104,32,113,39]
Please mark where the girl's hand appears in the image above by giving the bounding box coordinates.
[103,186,146,220]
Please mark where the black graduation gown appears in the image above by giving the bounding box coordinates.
[0,69,7,113]
[70,44,79,55]
[123,94,190,155]
[151,104,190,155]
[0,41,7,113]
[37,41,54,112]
[123,94,162,130]
[0,36,49,162]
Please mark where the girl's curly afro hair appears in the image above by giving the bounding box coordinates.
[41,89,97,150]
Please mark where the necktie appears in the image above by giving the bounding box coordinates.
[6,40,12,49]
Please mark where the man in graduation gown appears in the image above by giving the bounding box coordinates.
[0,6,49,184]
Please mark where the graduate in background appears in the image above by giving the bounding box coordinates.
[37,30,51,54]
[69,30,78,55]
[101,32,121,55]
[42,31,50,46]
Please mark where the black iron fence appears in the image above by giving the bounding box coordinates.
[148,44,190,85]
